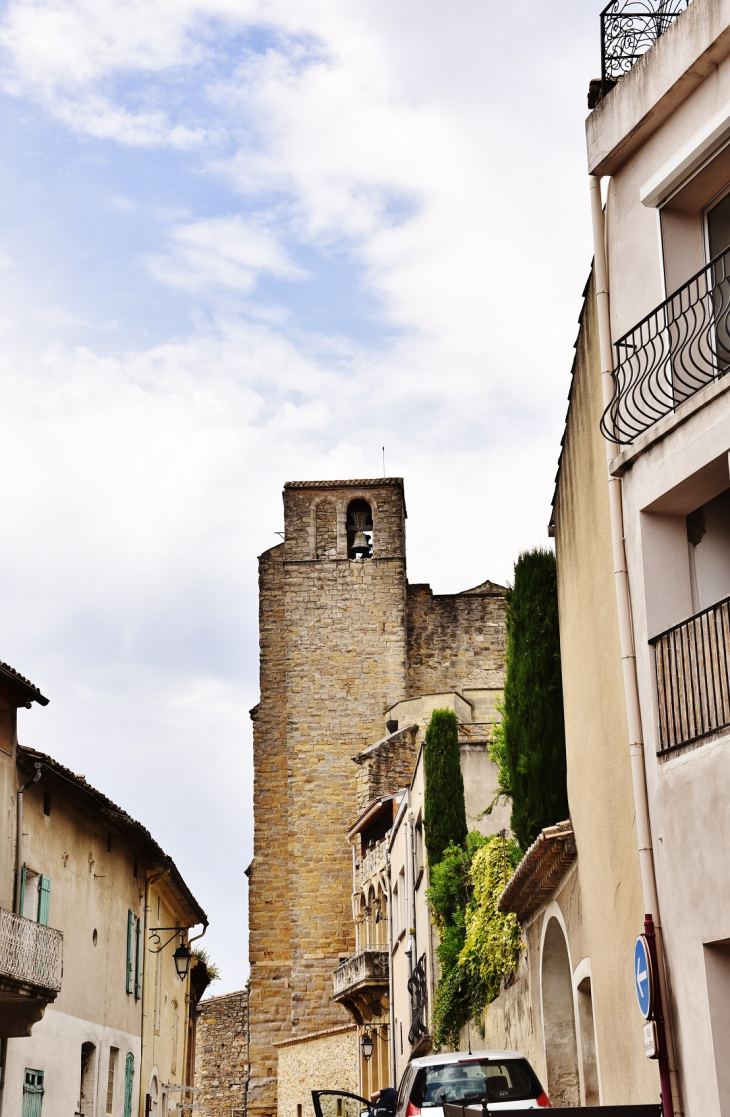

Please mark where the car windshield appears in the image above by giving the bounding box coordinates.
[410,1060,540,1107]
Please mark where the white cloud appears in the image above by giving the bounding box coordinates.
[0,0,600,992]
[146,214,307,293]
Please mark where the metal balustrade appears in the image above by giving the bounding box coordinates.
[650,595,730,752]
[601,0,693,89]
[0,907,63,991]
[601,245,730,445]
[407,953,428,1046]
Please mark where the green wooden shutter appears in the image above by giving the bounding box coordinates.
[19,864,27,917]
[37,875,50,926]
[134,917,142,1000]
[126,910,135,994]
[123,1053,134,1117]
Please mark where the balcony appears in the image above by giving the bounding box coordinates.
[600,0,693,91]
[602,245,730,445]
[356,837,388,892]
[333,947,389,1024]
[651,595,730,752]
[0,907,63,1036]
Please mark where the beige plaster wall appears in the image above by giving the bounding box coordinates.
[276,1027,358,1117]
[552,269,659,1105]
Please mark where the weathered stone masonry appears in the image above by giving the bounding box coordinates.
[194,989,249,1117]
[247,479,507,1117]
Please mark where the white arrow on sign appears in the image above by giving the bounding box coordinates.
[636,954,648,996]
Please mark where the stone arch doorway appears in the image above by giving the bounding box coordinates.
[541,914,580,1107]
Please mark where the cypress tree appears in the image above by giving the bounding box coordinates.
[502,549,569,850]
[424,709,468,866]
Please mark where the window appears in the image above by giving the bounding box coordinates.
[43,792,51,817]
[20,867,50,925]
[107,1049,118,1115]
[414,818,424,886]
[126,912,142,999]
[391,881,399,941]
[171,1000,179,1075]
[398,868,406,937]
[22,1069,44,1117]
[126,911,135,994]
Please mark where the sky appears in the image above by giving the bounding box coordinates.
[0,0,602,996]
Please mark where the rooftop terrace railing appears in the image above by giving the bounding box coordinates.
[650,595,730,753]
[600,245,730,445]
[601,0,694,88]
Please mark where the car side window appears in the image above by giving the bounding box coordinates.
[396,1069,411,1111]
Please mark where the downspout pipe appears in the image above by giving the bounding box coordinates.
[14,763,43,915]
[588,175,682,1117]
[386,843,396,1088]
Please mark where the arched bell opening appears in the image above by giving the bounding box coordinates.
[347,499,373,559]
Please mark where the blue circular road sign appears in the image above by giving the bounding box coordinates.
[634,935,654,1019]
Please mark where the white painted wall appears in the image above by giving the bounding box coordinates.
[4,1006,140,1117]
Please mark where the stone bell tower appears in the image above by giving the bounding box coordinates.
[247,479,409,1117]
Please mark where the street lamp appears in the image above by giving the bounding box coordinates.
[361,1031,374,1062]
[173,940,192,980]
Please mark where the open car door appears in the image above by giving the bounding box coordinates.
[312,1090,374,1117]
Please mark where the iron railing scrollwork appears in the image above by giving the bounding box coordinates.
[0,907,63,991]
[650,595,730,753]
[601,0,693,88]
[407,953,428,1046]
[601,244,730,445]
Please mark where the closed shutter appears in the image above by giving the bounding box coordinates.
[123,1054,134,1117]
[37,875,50,926]
[126,910,135,994]
[19,863,27,917]
[134,917,142,1000]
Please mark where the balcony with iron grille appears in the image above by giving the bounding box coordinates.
[601,246,730,445]
[332,947,389,1025]
[600,0,693,95]
[0,906,63,1036]
[650,595,730,753]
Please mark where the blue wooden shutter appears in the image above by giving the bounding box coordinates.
[134,917,142,1000]
[19,864,27,917]
[126,910,135,994]
[37,875,50,926]
[123,1053,134,1117]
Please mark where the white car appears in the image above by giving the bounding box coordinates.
[395,1050,550,1116]
[312,1049,549,1117]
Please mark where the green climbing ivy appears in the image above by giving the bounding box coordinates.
[427,831,523,1049]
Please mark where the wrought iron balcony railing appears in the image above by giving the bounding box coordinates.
[408,953,428,1046]
[650,595,730,753]
[601,0,693,88]
[601,245,730,444]
[0,907,63,991]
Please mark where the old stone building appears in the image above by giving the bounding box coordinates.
[248,478,508,1117]
[194,989,249,1117]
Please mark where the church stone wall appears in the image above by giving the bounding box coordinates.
[406,582,507,695]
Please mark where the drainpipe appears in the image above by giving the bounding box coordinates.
[14,763,43,914]
[0,763,43,1117]
[143,865,170,1091]
[589,174,682,1117]
[183,923,207,1088]
[386,843,396,1088]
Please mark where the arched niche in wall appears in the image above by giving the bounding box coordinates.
[314,499,338,558]
[541,913,581,1107]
